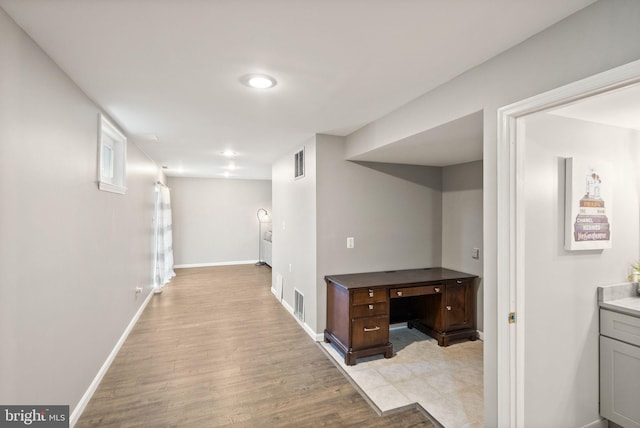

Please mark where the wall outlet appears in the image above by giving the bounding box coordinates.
[472,248,480,259]
[347,237,355,249]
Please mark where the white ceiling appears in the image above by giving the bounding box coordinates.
[0,0,596,179]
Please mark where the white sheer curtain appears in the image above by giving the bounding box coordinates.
[154,183,175,292]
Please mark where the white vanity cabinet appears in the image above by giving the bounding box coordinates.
[600,308,640,428]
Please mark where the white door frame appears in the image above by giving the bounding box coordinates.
[496,59,640,427]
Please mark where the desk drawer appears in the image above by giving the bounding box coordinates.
[352,288,387,305]
[390,285,442,298]
[352,302,387,318]
[352,315,389,349]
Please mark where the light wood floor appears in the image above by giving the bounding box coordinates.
[76,265,435,427]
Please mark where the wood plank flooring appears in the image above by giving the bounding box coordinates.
[76,265,435,427]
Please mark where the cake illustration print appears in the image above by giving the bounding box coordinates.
[574,168,611,242]
[565,158,612,251]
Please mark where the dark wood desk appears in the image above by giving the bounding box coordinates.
[324,267,478,365]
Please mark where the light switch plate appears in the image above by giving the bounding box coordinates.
[472,248,480,259]
[347,237,354,249]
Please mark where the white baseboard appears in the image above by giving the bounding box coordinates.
[272,273,283,301]
[583,418,608,428]
[281,298,293,313]
[174,260,258,269]
[70,289,154,427]
[477,330,484,341]
[278,297,323,342]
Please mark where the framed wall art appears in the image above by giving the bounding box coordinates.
[564,157,612,250]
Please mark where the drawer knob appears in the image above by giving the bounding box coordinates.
[368,289,374,298]
[368,304,374,310]
[434,287,440,293]
[456,280,462,284]
[446,305,452,311]
[363,326,381,332]
[397,291,403,297]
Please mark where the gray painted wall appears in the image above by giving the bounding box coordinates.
[317,141,444,277]
[272,134,446,334]
[315,135,443,332]
[272,135,446,334]
[442,161,483,332]
[273,134,483,339]
[523,113,640,427]
[169,177,272,266]
[271,138,317,331]
[0,8,161,414]
[343,1,640,424]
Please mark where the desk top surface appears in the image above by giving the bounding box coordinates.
[325,267,477,290]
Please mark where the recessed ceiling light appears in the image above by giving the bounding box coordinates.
[240,74,277,89]
[221,150,236,157]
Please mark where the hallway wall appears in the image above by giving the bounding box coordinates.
[0,8,162,416]
[169,177,271,266]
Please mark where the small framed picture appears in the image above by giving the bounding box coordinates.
[564,158,612,250]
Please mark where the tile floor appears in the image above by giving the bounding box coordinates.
[320,326,483,428]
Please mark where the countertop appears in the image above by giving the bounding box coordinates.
[598,282,640,317]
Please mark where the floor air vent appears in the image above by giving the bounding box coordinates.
[294,288,304,322]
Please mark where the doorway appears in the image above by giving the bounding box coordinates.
[497,59,640,427]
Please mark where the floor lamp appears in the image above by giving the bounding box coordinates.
[256,208,270,266]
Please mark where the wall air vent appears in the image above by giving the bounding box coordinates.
[294,148,305,179]
[294,288,304,322]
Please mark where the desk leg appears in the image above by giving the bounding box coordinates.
[346,353,357,366]
[384,346,393,359]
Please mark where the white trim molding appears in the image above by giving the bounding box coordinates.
[582,418,609,428]
[277,295,324,342]
[496,58,640,428]
[174,260,258,269]
[70,288,154,427]
[98,181,127,194]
